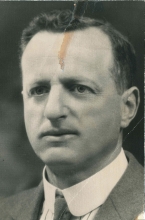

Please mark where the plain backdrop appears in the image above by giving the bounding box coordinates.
[0,1,144,198]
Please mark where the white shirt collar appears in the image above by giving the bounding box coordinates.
[43,148,128,216]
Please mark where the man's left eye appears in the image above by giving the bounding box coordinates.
[72,84,93,94]
[76,85,87,93]
[30,86,49,96]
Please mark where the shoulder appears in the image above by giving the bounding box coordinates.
[116,150,143,201]
[96,151,144,220]
[111,151,144,218]
[125,150,143,179]
[0,182,43,219]
[0,185,38,207]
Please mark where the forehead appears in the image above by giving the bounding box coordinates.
[21,27,114,85]
[22,27,113,63]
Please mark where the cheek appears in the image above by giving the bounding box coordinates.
[23,100,43,136]
[78,96,122,135]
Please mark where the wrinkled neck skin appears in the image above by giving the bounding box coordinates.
[46,133,123,190]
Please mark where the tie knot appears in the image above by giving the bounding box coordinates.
[54,194,72,220]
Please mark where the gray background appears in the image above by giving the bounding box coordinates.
[0,1,144,199]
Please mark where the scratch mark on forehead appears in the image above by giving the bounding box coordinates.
[58,0,88,70]
[58,32,73,70]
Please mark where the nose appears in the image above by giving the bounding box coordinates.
[44,86,67,121]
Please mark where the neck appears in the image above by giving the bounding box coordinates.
[46,135,123,189]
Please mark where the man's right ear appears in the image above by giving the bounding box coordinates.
[120,86,140,129]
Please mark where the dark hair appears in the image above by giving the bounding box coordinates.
[20,10,136,94]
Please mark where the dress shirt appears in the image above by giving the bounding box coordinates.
[40,148,128,220]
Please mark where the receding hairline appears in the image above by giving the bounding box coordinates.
[21,26,113,54]
[21,24,110,51]
[21,26,115,72]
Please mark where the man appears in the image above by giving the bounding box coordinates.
[0,9,143,220]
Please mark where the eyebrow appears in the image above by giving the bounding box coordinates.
[27,76,103,92]
[27,80,50,88]
[60,76,103,91]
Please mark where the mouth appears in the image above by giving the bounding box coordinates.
[40,129,79,142]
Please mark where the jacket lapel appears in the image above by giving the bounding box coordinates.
[94,151,143,220]
[94,198,121,220]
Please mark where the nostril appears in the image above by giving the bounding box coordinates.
[47,114,67,121]
[59,115,67,119]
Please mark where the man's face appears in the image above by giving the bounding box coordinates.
[22,28,122,173]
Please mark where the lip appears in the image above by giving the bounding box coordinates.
[39,129,79,142]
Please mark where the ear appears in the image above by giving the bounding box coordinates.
[120,87,140,128]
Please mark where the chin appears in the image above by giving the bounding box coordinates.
[37,147,73,166]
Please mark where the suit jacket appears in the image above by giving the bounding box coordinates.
[0,151,143,220]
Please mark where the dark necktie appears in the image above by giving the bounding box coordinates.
[53,196,72,220]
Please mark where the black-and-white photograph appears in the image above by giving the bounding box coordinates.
[0,1,144,220]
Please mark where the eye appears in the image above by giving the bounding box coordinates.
[76,85,87,93]
[70,84,93,94]
[30,86,49,96]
